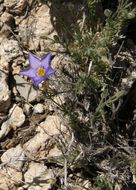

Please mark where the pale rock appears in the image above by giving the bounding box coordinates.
[122,78,127,84]
[0,39,24,63]
[0,39,23,62]
[0,121,11,140]
[51,54,63,68]
[27,184,52,190]
[4,0,27,14]
[18,5,55,50]
[34,5,54,37]
[0,56,9,72]
[24,162,47,183]
[53,94,65,106]
[14,75,38,102]
[24,162,54,189]
[114,184,122,190]
[0,172,13,190]
[23,103,32,115]
[23,129,48,157]
[0,166,22,190]
[0,104,25,140]
[12,63,22,75]
[48,103,54,112]
[8,167,22,182]
[122,78,133,89]
[82,179,92,189]
[40,115,67,136]
[48,145,62,158]
[0,70,11,113]
[1,145,25,170]
[69,183,91,190]
[131,71,136,78]
[1,12,14,26]
[0,173,15,190]
[12,53,25,75]
[33,103,44,114]
[23,115,67,157]
[0,12,14,38]
[9,104,25,127]
[28,39,40,51]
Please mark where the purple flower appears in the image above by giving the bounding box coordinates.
[20,52,54,86]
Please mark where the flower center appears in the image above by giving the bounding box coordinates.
[36,67,45,76]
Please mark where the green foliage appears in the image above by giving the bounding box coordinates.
[40,1,136,188]
[91,86,123,124]
[68,0,136,90]
[44,1,136,145]
[92,174,112,190]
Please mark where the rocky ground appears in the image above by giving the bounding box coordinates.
[0,0,136,190]
[0,0,93,189]
[0,0,74,189]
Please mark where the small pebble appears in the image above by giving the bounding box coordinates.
[23,103,31,115]
[33,103,44,114]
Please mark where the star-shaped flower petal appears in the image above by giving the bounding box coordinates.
[20,52,55,86]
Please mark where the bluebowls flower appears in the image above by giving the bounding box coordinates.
[20,52,54,86]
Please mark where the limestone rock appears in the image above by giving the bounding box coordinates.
[23,128,48,158]
[0,167,22,190]
[53,94,65,106]
[33,103,44,114]
[4,0,27,14]
[0,104,25,140]
[14,75,38,102]
[9,104,25,127]
[18,4,55,50]
[0,11,15,38]
[23,103,32,115]
[23,115,67,158]
[0,39,24,83]
[27,183,53,190]
[1,11,14,26]
[48,145,62,158]
[24,162,54,190]
[1,144,25,170]
[0,39,23,61]
[0,70,11,113]
[34,5,54,37]
[40,115,66,135]
[24,162,47,183]
[0,39,24,75]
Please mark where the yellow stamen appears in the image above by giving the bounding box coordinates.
[36,67,45,76]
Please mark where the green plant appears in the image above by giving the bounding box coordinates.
[40,1,136,146]
[68,0,136,86]
[39,1,136,185]
[92,174,112,190]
